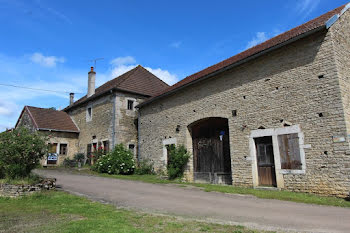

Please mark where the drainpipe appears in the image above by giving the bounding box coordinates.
[137,110,141,164]
[111,94,116,149]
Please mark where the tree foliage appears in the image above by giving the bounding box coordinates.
[0,127,47,179]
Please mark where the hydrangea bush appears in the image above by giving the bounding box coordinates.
[0,127,47,179]
[92,144,135,175]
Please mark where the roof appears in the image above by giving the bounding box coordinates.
[16,106,79,133]
[138,3,347,108]
[65,65,169,111]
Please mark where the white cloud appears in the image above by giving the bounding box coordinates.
[109,56,178,85]
[0,100,18,117]
[145,67,178,85]
[30,53,65,67]
[170,41,182,48]
[110,56,136,66]
[296,0,320,16]
[245,32,268,49]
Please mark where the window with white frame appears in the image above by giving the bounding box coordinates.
[86,106,92,121]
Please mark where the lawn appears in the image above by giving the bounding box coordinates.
[47,167,350,208]
[0,191,265,233]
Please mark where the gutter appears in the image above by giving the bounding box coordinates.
[38,128,80,133]
[137,25,327,108]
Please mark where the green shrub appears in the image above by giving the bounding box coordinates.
[92,144,135,175]
[135,159,155,175]
[166,145,190,180]
[0,127,47,179]
[74,153,85,164]
[63,158,76,168]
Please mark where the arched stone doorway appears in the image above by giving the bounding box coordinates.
[189,117,232,185]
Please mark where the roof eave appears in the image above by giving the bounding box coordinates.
[37,128,80,133]
[64,87,151,112]
[137,25,327,109]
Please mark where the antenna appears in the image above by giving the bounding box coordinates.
[88,58,104,70]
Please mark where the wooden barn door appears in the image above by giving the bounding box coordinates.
[193,138,224,176]
[255,137,277,187]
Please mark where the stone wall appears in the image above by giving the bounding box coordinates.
[16,111,36,132]
[0,178,56,198]
[138,26,350,197]
[40,131,79,165]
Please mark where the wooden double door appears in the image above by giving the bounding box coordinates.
[255,136,277,187]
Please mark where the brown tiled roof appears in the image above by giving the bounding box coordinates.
[65,65,169,111]
[21,106,79,133]
[138,4,346,107]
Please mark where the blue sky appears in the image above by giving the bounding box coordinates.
[0,0,348,131]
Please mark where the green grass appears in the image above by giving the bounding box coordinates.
[0,191,265,233]
[0,174,41,185]
[40,167,350,208]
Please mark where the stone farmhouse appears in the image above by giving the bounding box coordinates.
[14,3,350,197]
[16,65,169,165]
[136,4,350,197]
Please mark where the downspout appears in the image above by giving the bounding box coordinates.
[111,93,117,149]
[137,109,141,164]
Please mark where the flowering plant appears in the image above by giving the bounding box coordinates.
[92,144,135,175]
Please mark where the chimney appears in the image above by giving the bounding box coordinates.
[87,66,96,97]
[69,93,74,105]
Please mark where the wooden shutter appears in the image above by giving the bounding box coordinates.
[278,133,302,169]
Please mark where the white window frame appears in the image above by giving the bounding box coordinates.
[249,125,307,188]
[86,105,93,122]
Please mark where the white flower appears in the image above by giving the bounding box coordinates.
[132,166,134,168]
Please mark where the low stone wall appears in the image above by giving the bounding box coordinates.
[0,178,56,198]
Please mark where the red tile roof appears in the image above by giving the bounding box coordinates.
[65,65,169,111]
[19,106,79,133]
[138,4,346,107]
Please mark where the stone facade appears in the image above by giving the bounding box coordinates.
[138,11,350,197]
[67,92,146,158]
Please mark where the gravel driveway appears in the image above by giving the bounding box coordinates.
[35,169,350,233]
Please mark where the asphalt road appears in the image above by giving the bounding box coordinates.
[35,169,350,233]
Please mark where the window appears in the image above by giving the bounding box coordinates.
[59,144,67,155]
[127,100,134,110]
[128,144,135,155]
[86,107,92,121]
[103,140,109,152]
[278,133,302,170]
[48,143,58,153]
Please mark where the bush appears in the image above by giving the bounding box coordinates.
[135,159,155,175]
[167,145,190,180]
[63,158,76,168]
[92,144,135,175]
[74,153,85,164]
[0,127,47,179]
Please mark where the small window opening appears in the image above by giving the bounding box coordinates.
[318,75,325,79]
[243,96,246,99]
[176,125,180,133]
[275,87,279,90]
[319,113,324,117]
[87,107,92,121]
[129,144,135,155]
[103,140,109,152]
[232,110,237,117]
[127,100,134,110]
[258,126,265,129]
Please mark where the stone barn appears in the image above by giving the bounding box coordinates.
[137,4,350,197]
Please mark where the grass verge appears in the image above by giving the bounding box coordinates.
[0,174,41,185]
[0,191,265,233]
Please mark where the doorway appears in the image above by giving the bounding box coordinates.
[190,117,232,184]
[254,136,277,187]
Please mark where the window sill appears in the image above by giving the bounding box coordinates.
[279,169,305,175]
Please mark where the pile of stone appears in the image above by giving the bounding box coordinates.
[0,178,56,198]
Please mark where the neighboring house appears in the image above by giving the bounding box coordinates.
[15,106,80,166]
[15,65,169,166]
[137,4,350,197]
[63,65,169,163]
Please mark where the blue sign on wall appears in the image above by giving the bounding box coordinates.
[48,153,58,161]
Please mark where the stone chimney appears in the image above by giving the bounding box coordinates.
[69,93,74,105]
[87,66,96,97]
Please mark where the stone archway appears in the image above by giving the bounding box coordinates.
[188,117,232,185]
